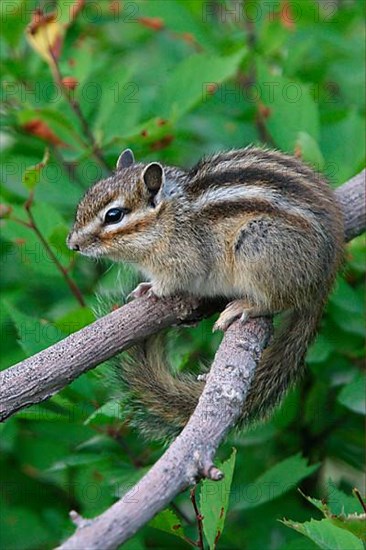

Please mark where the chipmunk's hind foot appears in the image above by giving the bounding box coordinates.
[213,300,270,332]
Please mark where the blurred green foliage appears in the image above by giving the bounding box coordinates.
[0,1,365,549]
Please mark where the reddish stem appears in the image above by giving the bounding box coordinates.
[190,486,205,549]
[23,194,85,307]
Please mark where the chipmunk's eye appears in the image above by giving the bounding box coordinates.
[104,207,128,225]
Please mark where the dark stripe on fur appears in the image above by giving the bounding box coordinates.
[201,198,312,231]
[186,148,324,205]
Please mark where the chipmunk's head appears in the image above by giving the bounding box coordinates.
[67,149,166,262]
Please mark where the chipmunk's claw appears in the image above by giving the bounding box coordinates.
[213,300,265,332]
[127,282,156,301]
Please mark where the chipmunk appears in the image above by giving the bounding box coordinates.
[67,146,344,440]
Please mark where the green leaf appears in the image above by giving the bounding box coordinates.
[330,278,364,315]
[140,0,221,51]
[279,539,320,550]
[48,453,105,471]
[31,201,68,239]
[22,148,50,191]
[84,400,124,425]
[0,505,50,550]
[298,489,366,541]
[326,483,365,516]
[54,307,95,335]
[121,536,146,550]
[200,448,237,549]
[233,454,319,511]
[0,0,26,48]
[295,132,325,171]
[149,508,186,541]
[307,334,334,364]
[281,518,363,550]
[320,110,365,184]
[3,301,63,356]
[16,109,83,153]
[93,67,137,139]
[1,202,70,277]
[338,372,365,415]
[160,51,245,120]
[330,514,366,542]
[257,59,319,153]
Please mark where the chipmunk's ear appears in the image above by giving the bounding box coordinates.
[116,148,135,170]
[142,162,164,194]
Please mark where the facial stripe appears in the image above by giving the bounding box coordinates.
[100,206,163,241]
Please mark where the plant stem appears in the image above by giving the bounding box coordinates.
[48,51,111,174]
[24,195,86,307]
[353,488,366,513]
[190,486,205,549]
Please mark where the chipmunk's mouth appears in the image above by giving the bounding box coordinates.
[66,232,104,258]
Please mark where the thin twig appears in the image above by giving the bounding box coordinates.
[190,486,205,549]
[47,46,110,173]
[24,193,85,307]
[353,488,366,513]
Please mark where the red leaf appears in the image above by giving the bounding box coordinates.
[23,119,67,147]
[137,17,164,31]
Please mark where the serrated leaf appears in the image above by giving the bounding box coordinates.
[233,453,319,511]
[149,508,186,541]
[296,489,366,541]
[200,448,237,549]
[326,482,365,516]
[282,518,363,550]
[330,514,366,540]
[22,148,50,191]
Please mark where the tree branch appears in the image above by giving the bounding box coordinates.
[335,169,365,241]
[0,170,364,422]
[57,317,272,550]
[0,296,222,421]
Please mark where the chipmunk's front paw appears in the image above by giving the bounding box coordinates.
[213,300,264,332]
[128,282,157,301]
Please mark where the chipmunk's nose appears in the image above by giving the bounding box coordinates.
[67,232,80,251]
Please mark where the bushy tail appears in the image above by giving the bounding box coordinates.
[112,333,204,442]
[113,306,323,441]
[238,306,324,426]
